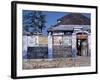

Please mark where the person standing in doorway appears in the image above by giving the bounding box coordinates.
[81,40,87,56]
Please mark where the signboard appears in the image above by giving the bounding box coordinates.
[53,36,62,45]
[63,36,72,46]
[28,35,38,47]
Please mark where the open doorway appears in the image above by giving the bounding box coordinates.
[77,33,88,56]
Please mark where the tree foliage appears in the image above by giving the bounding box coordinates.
[23,10,46,34]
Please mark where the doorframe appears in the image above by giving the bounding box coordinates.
[76,31,89,56]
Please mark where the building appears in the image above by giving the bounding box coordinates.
[47,13,91,58]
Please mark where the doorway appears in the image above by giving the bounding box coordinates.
[76,33,88,56]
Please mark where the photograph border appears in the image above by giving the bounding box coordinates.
[11,1,98,79]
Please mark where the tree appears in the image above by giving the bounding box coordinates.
[38,11,46,33]
[23,10,46,35]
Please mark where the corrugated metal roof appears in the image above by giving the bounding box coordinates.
[48,25,90,32]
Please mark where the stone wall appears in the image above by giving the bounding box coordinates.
[53,46,72,58]
[27,46,48,59]
[27,46,72,59]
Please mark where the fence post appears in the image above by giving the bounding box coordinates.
[48,32,53,60]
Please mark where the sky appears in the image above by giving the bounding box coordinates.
[23,10,91,36]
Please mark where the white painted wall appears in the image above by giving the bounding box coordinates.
[23,35,39,48]
[27,35,39,47]
[23,36,28,51]
[0,0,99,80]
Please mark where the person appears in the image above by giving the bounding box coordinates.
[81,40,87,56]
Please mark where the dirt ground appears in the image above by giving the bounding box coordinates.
[22,56,90,69]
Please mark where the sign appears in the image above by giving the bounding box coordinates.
[63,36,72,46]
[28,35,38,47]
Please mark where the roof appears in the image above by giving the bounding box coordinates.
[48,25,90,32]
[48,13,91,32]
[55,13,90,26]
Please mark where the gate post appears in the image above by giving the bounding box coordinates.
[48,32,53,59]
[72,33,77,58]
[88,33,91,56]
[22,35,28,59]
